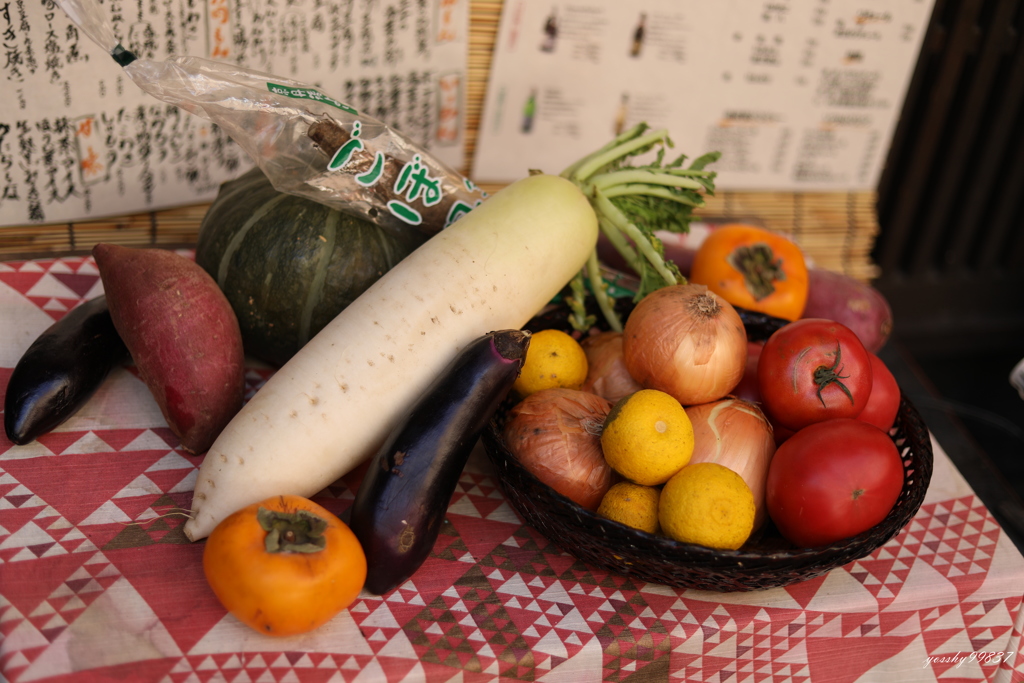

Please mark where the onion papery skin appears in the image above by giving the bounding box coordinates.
[623,284,748,406]
[580,331,644,404]
[685,398,776,529]
[503,388,617,511]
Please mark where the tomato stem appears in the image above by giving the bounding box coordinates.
[257,506,328,553]
[813,343,854,408]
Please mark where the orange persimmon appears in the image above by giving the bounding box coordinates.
[203,495,367,636]
[689,224,809,321]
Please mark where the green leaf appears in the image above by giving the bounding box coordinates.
[562,123,720,329]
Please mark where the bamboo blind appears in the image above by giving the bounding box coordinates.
[0,0,880,282]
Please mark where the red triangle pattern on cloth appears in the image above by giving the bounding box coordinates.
[26,297,84,321]
[0,269,48,298]
[446,512,523,565]
[102,543,223,654]
[33,431,96,456]
[23,658,179,683]
[94,428,151,452]
[806,634,917,682]
[0,553,90,620]
[1,448,168,526]
[50,272,101,299]
[4,252,1024,683]
[0,366,12,399]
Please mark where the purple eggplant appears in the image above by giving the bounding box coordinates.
[4,296,128,445]
[350,328,530,595]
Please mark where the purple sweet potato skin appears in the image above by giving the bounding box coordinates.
[93,243,245,454]
[802,268,893,353]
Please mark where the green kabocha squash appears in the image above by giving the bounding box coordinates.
[196,167,428,366]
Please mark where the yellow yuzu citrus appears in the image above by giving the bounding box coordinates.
[658,462,755,550]
[597,481,661,534]
[600,389,694,486]
[512,329,589,397]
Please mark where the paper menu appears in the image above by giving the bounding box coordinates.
[472,0,934,191]
[0,0,469,227]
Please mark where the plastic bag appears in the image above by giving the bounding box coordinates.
[55,0,488,238]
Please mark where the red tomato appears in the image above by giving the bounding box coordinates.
[770,421,796,446]
[857,353,901,432]
[766,418,904,547]
[732,341,765,404]
[757,318,873,431]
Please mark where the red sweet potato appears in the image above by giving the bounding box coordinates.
[93,244,245,454]
[802,268,893,353]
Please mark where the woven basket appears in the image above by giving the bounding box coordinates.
[481,302,933,592]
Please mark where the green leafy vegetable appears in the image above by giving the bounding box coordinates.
[561,123,720,331]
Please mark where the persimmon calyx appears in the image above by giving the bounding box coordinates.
[728,243,786,301]
[257,506,328,553]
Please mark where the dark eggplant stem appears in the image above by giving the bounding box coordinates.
[493,329,531,362]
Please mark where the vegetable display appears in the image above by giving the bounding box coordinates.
[45,0,921,607]
[350,329,530,595]
[494,215,915,555]
[4,296,128,445]
[203,495,366,636]
[195,168,428,366]
[183,173,599,541]
[93,244,246,455]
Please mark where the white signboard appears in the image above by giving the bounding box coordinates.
[473,0,934,191]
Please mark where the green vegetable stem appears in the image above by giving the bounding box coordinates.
[561,123,720,332]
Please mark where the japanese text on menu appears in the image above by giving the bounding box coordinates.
[473,0,934,192]
[0,0,468,227]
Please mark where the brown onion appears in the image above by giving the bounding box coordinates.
[623,284,747,405]
[503,388,617,511]
[685,398,776,529]
[579,331,644,403]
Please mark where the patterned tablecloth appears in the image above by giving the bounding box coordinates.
[2,254,1024,683]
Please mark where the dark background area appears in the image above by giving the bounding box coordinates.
[873,0,1024,551]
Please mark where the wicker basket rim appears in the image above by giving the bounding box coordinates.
[484,391,933,566]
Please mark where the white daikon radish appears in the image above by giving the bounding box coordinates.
[184,173,599,540]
